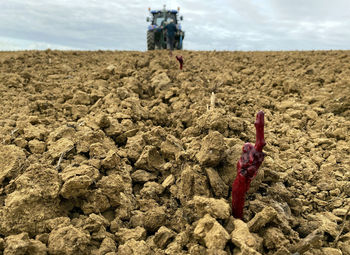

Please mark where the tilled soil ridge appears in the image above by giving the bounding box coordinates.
[0,50,349,255]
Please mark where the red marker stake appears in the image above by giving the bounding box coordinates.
[176,56,183,70]
[232,111,266,219]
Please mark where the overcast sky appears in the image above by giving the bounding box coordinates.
[0,0,349,51]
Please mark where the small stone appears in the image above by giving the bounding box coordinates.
[162,174,175,188]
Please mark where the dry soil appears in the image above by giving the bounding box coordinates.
[0,50,349,255]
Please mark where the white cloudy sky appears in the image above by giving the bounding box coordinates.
[0,0,349,51]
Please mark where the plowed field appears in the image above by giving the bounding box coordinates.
[0,50,349,254]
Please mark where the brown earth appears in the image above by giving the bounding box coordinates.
[0,49,349,255]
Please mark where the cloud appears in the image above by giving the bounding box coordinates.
[268,0,349,21]
[0,0,349,51]
[0,0,148,50]
[0,36,74,50]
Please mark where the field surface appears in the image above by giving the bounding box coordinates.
[0,50,350,254]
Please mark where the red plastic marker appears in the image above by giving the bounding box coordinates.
[176,56,183,70]
[232,111,266,219]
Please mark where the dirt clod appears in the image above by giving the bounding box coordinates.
[4,232,46,255]
[48,225,91,255]
[194,214,230,250]
[231,219,263,254]
[189,195,231,220]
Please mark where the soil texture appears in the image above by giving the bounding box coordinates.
[0,50,350,255]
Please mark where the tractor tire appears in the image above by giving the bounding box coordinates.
[147,31,155,50]
[177,40,183,50]
[175,32,184,50]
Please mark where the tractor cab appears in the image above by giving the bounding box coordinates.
[150,10,179,26]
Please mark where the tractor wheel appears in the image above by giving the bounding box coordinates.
[178,33,184,50]
[147,31,155,50]
[177,40,183,50]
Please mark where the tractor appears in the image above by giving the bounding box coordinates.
[146,5,185,50]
